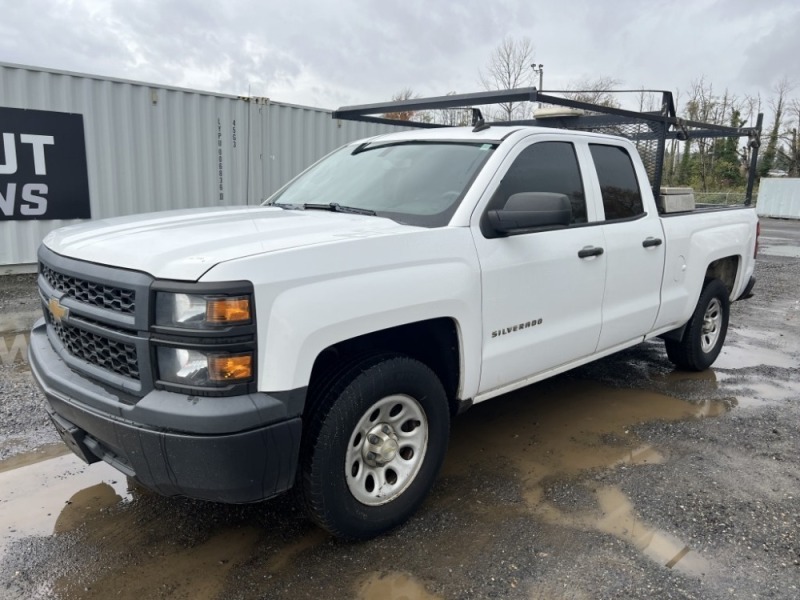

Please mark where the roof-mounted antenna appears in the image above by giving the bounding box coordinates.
[472,108,490,132]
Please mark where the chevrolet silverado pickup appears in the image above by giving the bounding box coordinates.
[30,89,761,539]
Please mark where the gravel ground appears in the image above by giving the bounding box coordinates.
[0,274,58,461]
[0,219,798,600]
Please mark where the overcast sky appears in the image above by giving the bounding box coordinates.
[1,0,797,113]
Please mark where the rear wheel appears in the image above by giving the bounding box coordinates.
[665,278,730,371]
[300,354,449,539]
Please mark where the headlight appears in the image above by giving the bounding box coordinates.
[155,292,252,329]
[157,347,253,386]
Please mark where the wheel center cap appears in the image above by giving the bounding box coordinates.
[380,439,399,462]
[363,424,399,466]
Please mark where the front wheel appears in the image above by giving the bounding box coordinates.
[665,278,730,371]
[300,354,450,539]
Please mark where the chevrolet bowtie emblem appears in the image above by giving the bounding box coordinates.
[48,297,69,323]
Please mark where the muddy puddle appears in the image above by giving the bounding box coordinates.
[0,379,731,598]
[715,341,797,370]
[357,571,441,600]
[443,380,724,576]
[723,380,798,408]
[0,442,68,473]
[0,452,130,559]
[709,321,800,370]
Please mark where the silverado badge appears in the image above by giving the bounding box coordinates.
[47,297,69,323]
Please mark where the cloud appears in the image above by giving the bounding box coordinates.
[738,7,800,89]
[1,0,797,111]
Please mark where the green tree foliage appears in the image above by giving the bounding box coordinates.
[712,109,746,188]
[759,109,782,178]
[663,81,753,193]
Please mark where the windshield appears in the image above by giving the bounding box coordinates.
[265,141,496,227]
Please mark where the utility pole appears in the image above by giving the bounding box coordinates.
[531,64,544,107]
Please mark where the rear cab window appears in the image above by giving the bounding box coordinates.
[588,144,644,221]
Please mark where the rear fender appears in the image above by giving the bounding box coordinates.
[656,220,754,330]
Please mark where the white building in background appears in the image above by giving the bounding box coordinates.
[757,177,800,219]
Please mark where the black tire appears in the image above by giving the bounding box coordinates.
[300,354,449,539]
[665,278,730,371]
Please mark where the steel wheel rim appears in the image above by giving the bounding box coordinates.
[701,297,722,352]
[345,394,428,506]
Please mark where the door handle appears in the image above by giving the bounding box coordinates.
[578,246,604,258]
[642,237,663,248]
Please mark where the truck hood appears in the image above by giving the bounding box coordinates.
[43,206,419,280]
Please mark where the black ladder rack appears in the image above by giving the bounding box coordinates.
[333,88,763,205]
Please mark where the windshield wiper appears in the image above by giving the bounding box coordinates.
[267,201,301,209]
[302,203,377,216]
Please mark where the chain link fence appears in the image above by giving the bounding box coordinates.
[692,191,750,205]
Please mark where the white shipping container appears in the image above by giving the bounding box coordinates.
[756,178,800,219]
[0,62,402,270]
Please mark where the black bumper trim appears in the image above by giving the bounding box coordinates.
[43,396,300,503]
[30,319,304,503]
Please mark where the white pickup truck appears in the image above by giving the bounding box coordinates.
[30,90,760,539]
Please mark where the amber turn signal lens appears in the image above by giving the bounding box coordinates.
[206,297,251,324]
[209,353,253,381]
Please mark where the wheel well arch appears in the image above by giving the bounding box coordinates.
[705,255,740,295]
[307,318,462,416]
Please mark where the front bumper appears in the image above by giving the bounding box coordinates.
[29,319,301,503]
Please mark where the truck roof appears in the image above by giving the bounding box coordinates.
[356,124,630,146]
[360,125,519,144]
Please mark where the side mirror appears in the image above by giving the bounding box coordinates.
[487,192,572,236]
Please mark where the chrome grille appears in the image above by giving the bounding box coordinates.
[40,263,136,315]
[47,313,140,380]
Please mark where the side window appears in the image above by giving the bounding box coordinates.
[487,141,587,225]
[589,144,644,221]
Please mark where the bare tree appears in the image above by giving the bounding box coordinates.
[760,77,795,177]
[478,36,535,120]
[636,87,660,113]
[683,78,722,190]
[383,88,418,121]
[431,92,471,126]
[742,93,762,128]
[738,93,763,178]
[563,76,622,108]
[779,98,800,176]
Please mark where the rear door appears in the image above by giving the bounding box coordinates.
[472,135,606,396]
[586,142,666,352]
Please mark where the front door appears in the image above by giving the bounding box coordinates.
[472,138,606,396]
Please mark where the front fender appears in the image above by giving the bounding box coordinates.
[261,261,481,393]
[200,227,483,399]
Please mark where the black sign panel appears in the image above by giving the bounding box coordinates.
[0,107,91,220]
